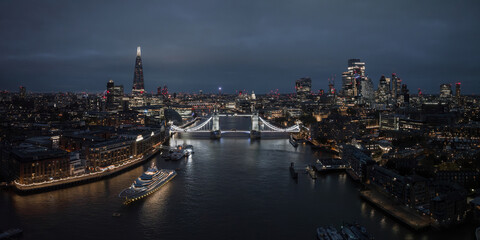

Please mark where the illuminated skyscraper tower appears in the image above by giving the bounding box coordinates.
[342,59,365,98]
[455,82,461,99]
[132,46,145,95]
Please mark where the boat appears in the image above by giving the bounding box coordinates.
[326,226,343,240]
[316,227,329,240]
[317,226,344,240]
[184,144,194,154]
[290,162,298,179]
[119,163,177,204]
[177,144,194,156]
[289,135,299,147]
[341,222,374,240]
[170,152,185,161]
[307,165,317,179]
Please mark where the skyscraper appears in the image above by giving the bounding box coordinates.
[401,84,409,105]
[132,46,145,95]
[360,77,374,101]
[342,59,365,98]
[106,79,124,111]
[455,82,461,99]
[341,59,374,104]
[391,73,401,99]
[19,86,26,99]
[376,75,390,104]
[295,77,312,98]
[440,83,452,98]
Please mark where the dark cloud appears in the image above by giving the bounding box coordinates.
[1,0,479,94]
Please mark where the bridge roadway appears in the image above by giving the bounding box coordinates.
[217,114,253,117]
[181,130,293,133]
[170,112,300,134]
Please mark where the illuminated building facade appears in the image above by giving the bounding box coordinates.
[132,46,145,96]
[342,59,370,99]
[106,79,124,111]
[440,83,452,98]
[10,145,69,184]
[360,77,374,102]
[376,75,390,104]
[295,77,312,98]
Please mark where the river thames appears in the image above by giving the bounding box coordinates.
[0,118,474,239]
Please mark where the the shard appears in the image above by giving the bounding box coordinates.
[132,46,145,95]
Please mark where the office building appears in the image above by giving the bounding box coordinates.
[295,77,312,98]
[440,84,452,98]
[106,79,124,111]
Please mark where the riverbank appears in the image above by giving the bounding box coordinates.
[360,189,432,231]
[13,144,164,194]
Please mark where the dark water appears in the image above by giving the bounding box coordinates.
[0,118,476,239]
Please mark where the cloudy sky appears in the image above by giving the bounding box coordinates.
[1,0,479,94]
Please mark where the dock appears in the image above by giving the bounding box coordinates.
[360,190,431,231]
[313,159,347,172]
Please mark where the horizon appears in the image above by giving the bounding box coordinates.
[1,1,480,94]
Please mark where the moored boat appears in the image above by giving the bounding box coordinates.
[289,135,299,147]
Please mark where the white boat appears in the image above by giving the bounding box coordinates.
[119,163,176,204]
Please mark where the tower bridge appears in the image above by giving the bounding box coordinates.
[170,111,300,139]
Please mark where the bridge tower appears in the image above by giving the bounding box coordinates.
[211,109,221,139]
[250,111,261,139]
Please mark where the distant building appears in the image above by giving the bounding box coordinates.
[341,59,373,103]
[19,86,26,99]
[400,84,410,105]
[455,82,461,101]
[376,75,390,104]
[106,79,124,111]
[132,46,145,96]
[342,59,365,98]
[391,73,402,101]
[440,84,452,98]
[360,77,374,102]
[295,77,312,98]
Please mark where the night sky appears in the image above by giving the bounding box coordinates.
[1,0,479,94]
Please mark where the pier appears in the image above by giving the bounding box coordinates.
[313,159,348,172]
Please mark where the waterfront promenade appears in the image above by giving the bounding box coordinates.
[360,190,432,231]
[13,143,164,193]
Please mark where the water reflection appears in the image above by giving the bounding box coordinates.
[0,131,475,240]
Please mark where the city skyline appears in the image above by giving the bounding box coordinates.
[1,1,480,94]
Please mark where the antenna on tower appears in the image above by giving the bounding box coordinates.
[137,46,141,57]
